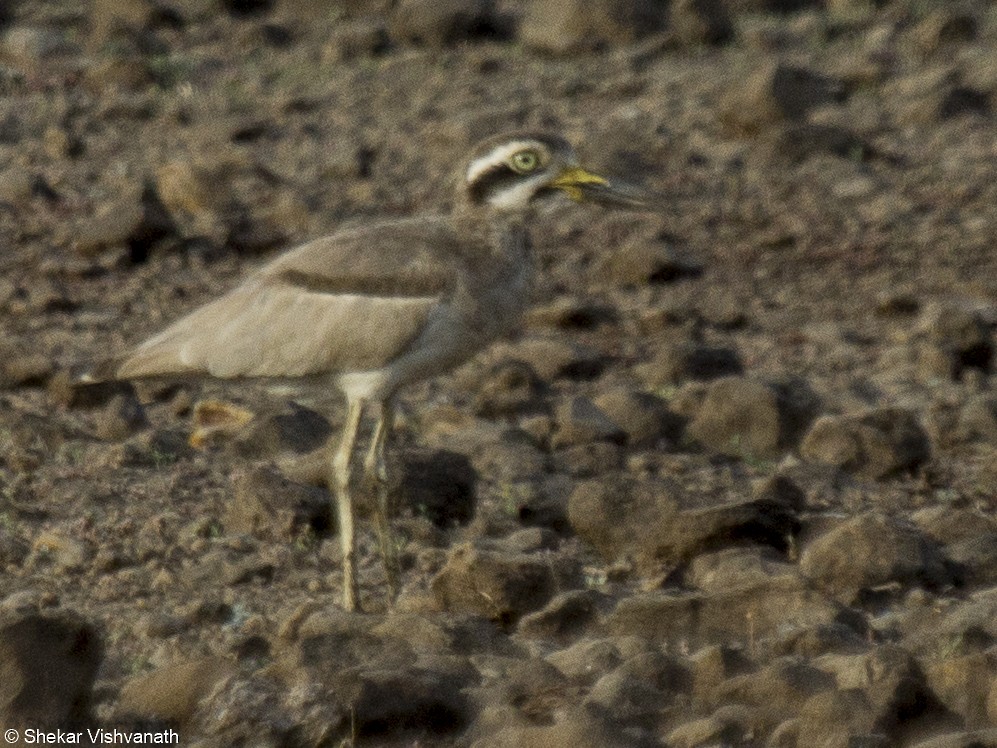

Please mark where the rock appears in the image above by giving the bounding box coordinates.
[94,392,148,441]
[712,658,835,718]
[957,395,997,445]
[667,704,759,748]
[947,534,997,588]
[551,396,626,449]
[801,514,950,603]
[592,388,680,447]
[800,408,931,480]
[0,612,103,730]
[30,531,88,573]
[909,730,997,748]
[925,652,997,729]
[517,589,612,642]
[73,182,175,261]
[568,475,797,568]
[1,25,64,70]
[584,651,689,726]
[552,441,625,478]
[231,401,332,457]
[687,546,800,593]
[686,376,817,460]
[116,657,236,726]
[520,0,667,54]
[722,63,846,135]
[224,465,331,541]
[49,371,137,409]
[604,578,852,651]
[473,361,547,418]
[796,688,879,748]
[669,0,734,47]
[337,665,472,739]
[0,349,53,389]
[388,0,501,47]
[546,637,624,684]
[525,297,618,331]
[431,544,555,622]
[599,237,703,287]
[398,448,477,528]
[938,86,990,119]
[913,300,993,381]
[689,644,751,707]
[814,645,949,741]
[477,705,654,748]
[327,19,390,60]
[635,341,743,388]
[774,122,872,164]
[88,0,159,51]
[500,337,606,381]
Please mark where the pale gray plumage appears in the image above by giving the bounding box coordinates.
[106,132,647,610]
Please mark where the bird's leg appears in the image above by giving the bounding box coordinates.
[364,399,399,601]
[332,398,364,611]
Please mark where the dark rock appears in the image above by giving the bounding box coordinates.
[388,0,503,47]
[910,730,997,748]
[800,408,931,480]
[913,300,993,381]
[948,534,997,588]
[519,0,668,54]
[584,651,689,726]
[544,637,623,684]
[0,612,103,730]
[224,465,331,541]
[669,0,734,47]
[687,376,818,460]
[568,475,797,567]
[232,401,332,458]
[711,658,835,728]
[774,122,872,163]
[399,448,477,528]
[938,86,990,119]
[635,341,743,388]
[502,337,607,381]
[94,392,148,441]
[518,590,611,642]
[479,705,655,748]
[592,388,680,447]
[525,297,618,331]
[431,545,555,623]
[0,348,53,390]
[329,19,390,60]
[552,441,625,477]
[800,514,951,603]
[115,657,236,727]
[49,370,138,409]
[73,182,176,262]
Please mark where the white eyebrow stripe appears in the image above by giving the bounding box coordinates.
[465,141,543,184]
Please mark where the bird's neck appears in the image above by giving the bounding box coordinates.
[451,204,532,258]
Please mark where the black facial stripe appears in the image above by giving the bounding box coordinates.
[466,163,533,205]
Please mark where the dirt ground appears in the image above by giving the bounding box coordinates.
[1,0,997,746]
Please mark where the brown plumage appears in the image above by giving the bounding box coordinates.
[105,132,647,610]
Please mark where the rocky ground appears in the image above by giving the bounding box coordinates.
[1,0,997,745]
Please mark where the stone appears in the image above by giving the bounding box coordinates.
[604,578,852,651]
[48,370,137,409]
[519,0,668,55]
[94,393,148,441]
[0,350,53,390]
[800,408,931,480]
[712,658,835,717]
[925,651,997,729]
[957,395,997,445]
[774,122,871,164]
[231,401,332,457]
[722,63,846,135]
[73,182,175,261]
[667,704,760,748]
[592,388,680,447]
[0,612,103,730]
[501,337,606,381]
[115,657,236,726]
[224,465,331,541]
[398,448,477,528]
[599,237,702,287]
[477,705,654,748]
[431,544,555,623]
[473,361,547,418]
[546,638,624,684]
[913,300,993,381]
[800,514,950,603]
[909,731,997,748]
[636,341,743,388]
[796,688,879,748]
[669,0,733,47]
[517,590,612,642]
[388,0,500,47]
[568,475,797,568]
[687,376,817,460]
[551,396,626,449]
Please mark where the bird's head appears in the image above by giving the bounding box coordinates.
[458,132,649,214]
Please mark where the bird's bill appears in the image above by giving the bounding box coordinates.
[549,165,651,209]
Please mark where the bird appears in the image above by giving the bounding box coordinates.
[99,132,648,611]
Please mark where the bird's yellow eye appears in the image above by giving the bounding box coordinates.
[510,150,540,173]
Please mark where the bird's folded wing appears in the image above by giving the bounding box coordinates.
[115,217,463,380]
